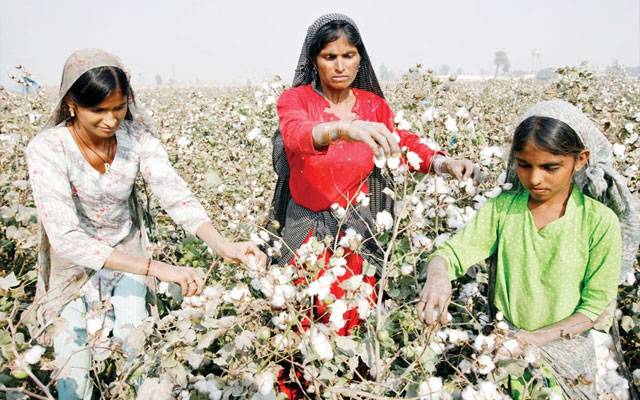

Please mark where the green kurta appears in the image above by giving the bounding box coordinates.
[433,186,621,331]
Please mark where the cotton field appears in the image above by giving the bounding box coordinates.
[0,66,638,399]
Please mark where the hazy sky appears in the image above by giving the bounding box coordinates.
[1,0,638,87]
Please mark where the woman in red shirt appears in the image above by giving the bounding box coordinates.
[272,13,475,265]
[270,14,476,395]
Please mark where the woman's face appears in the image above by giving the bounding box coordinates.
[315,35,361,93]
[514,139,589,205]
[68,89,128,140]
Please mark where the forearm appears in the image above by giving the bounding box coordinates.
[195,222,232,256]
[522,312,594,346]
[104,249,151,276]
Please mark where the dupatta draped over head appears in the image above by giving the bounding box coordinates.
[269,14,392,266]
[505,99,640,282]
[45,48,153,130]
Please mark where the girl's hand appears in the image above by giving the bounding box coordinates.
[149,261,204,297]
[217,241,268,268]
[417,260,452,325]
[342,120,401,157]
[442,158,476,181]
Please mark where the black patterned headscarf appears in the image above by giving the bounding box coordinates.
[269,14,392,263]
[291,13,384,98]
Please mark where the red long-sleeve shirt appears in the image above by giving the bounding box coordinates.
[277,84,442,211]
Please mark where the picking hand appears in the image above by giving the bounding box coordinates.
[416,260,452,326]
[342,120,401,157]
[442,158,476,181]
[150,261,204,297]
[217,241,268,269]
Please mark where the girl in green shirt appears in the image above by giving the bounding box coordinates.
[417,100,639,399]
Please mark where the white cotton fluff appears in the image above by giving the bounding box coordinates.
[376,210,394,232]
[418,376,444,399]
[310,328,334,360]
[22,345,45,365]
[254,370,275,395]
[407,151,423,170]
[612,143,626,159]
[193,378,222,400]
[476,354,496,374]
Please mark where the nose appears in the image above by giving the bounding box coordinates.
[335,58,345,72]
[530,168,544,186]
[103,112,118,128]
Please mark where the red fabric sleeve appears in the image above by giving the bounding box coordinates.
[375,97,444,173]
[277,88,327,155]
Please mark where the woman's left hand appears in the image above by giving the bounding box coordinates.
[442,158,476,181]
[217,241,268,268]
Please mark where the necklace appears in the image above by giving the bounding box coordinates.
[69,124,114,173]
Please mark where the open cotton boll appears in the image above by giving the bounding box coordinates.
[475,355,496,375]
[310,327,334,360]
[193,377,223,400]
[373,155,387,169]
[421,107,439,123]
[407,151,423,170]
[612,143,626,159]
[22,345,45,365]
[418,376,444,399]
[386,155,401,170]
[254,370,275,396]
[376,210,394,232]
[445,115,458,133]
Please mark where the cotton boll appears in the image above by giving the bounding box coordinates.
[612,143,626,159]
[476,354,496,374]
[387,155,401,170]
[458,359,472,374]
[418,376,443,398]
[421,107,439,123]
[445,115,458,133]
[401,264,413,276]
[376,210,394,232]
[484,187,502,198]
[407,151,423,170]
[310,328,334,360]
[254,370,275,395]
[329,300,348,330]
[373,155,387,169]
[22,345,45,365]
[86,316,103,336]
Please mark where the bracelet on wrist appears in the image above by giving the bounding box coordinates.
[144,258,152,276]
[337,121,350,140]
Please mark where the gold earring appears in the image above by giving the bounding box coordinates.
[69,107,75,118]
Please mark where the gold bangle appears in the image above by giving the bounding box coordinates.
[144,258,152,276]
[338,121,350,140]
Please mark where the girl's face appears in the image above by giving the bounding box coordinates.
[514,139,589,205]
[315,35,361,93]
[67,89,128,140]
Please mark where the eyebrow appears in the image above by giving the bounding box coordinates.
[515,158,564,167]
[93,102,127,110]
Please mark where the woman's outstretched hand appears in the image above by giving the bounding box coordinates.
[417,256,452,325]
[442,158,477,181]
[342,120,401,157]
[149,261,205,297]
[217,240,268,268]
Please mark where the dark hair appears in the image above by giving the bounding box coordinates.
[308,21,365,64]
[63,66,135,121]
[511,116,585,158]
